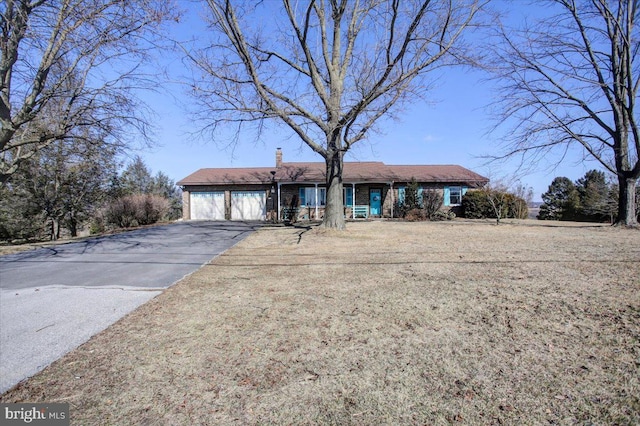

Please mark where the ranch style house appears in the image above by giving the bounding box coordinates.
[177,148,489,222]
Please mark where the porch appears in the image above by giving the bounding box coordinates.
[277,182,396,222]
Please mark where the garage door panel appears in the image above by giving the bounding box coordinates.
[190,192,225,220]
[231,191,266,221]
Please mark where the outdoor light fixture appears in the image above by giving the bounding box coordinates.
[270,170,276,192]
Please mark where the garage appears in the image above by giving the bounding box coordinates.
[231,191,266,221]
[190,192,225,220]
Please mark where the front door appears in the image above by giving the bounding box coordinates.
[370,188,382,216]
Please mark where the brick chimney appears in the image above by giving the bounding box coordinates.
[275,147,282,168]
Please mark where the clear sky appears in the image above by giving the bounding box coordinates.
[136,1,605,202]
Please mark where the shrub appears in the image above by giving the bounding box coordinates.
[462,190,528,220]
[393,201,408,218]
[404,208,426,221]
[0,185,47,242]
[431,210,456,221]
[104,194,169,228]
[506,193,529,219]
[89,215,107,235]
[422,188,444,219]
[395,187,447,221]
[461,190,492,219]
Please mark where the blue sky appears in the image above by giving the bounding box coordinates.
[137,1,604,202]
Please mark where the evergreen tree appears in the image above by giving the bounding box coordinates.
[538,177,579,221]
[404,178,422,210]
[120,156,154,195]
[575,170,610,222]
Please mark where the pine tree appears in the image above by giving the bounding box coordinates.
[575,170,610,222]
[538,177,579,221]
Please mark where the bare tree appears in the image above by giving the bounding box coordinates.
[0,0,176,184]
[482,182,510,225]
[187,0,486,229]
[490,0,640,226]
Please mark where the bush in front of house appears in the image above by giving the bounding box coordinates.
[104,194,170,228]
[461,190,528,220]
[395,187,452,221]
[404,208,426,221]
[422,188,444,219]
[431,210,456,221]
[461,190,492,219]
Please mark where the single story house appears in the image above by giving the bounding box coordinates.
[177,148,489,221]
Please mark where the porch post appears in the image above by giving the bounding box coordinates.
[277,182,282,222]
[390,181,394,218]
[314,183,319,219]
[352,183,356,219]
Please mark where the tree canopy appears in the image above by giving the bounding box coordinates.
[491,0,640,226]
[187,0,486,229]
[537,170,630,223]
[0,0,176,184]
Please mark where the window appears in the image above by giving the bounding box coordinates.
[449,186,462,205]
[444,186,467,206]
[299,187,326,206]
[344,187,353,206]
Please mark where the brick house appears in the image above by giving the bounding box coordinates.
[177,148,489,221]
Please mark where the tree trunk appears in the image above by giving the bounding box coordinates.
[321,150,345,230]
[50,218,60,241]
[68,214,78,237]
[615,176,638,227]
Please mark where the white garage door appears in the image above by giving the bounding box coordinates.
[231,191,266,221]
[190,192,225,220]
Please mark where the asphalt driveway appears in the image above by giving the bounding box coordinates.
[0,221,260,393]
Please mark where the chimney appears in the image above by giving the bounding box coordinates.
[275,147,282,168]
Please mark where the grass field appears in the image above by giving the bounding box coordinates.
[2,220,639,425]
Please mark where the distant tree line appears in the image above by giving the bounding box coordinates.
[538,170,640,223]
[0,142,181,243]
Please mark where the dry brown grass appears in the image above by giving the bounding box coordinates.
[2,220,639,425]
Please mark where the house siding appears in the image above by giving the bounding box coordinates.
[183,181,478,221]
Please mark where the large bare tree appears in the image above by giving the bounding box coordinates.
[491,0,640,226]
[0,0,175,184]
[188,0,485,229]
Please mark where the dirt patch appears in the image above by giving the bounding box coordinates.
[2,220,639,424]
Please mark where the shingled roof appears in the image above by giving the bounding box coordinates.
[177,167,276,185]
[178,161,488,186]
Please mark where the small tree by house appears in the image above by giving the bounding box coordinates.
[422,188,444,220]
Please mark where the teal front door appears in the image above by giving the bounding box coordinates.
[370,189,382,216]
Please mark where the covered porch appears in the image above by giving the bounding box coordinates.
[277,181,397,221]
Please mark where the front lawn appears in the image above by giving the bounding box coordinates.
[2,220,639,424]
